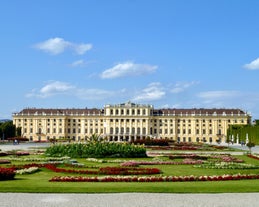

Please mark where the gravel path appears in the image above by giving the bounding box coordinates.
[1,193,259,207]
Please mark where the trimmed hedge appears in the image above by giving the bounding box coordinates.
[45,142,147,158]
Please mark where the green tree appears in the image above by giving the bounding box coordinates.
[0,121,16,139]
[247,142,255,154]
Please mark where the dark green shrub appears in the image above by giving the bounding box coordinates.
[45,142,147,158]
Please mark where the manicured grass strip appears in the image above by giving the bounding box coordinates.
[2,176,259,193]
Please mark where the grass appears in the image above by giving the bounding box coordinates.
[1,146,259,193]
[2,173,259,193]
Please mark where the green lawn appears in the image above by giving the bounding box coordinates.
[2,173,259,193]
[1,148,259,193]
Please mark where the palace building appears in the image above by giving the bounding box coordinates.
[12,102,251,143]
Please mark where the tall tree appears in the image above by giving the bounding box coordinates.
[0,121,16,139]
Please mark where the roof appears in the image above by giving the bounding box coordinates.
[14,108,103,116]
[153,108,248,116]
[13,107,249,117]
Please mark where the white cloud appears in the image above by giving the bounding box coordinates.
[197,90,240,100]
[132,82,165,102]
[244,58,259,70]
[100,61,157,79]
[170,81,199,94]
[26,81,75,98]
[73,44,92,55]
[34,37,92,55]
[70,59,85,67]
[26,81,116,100]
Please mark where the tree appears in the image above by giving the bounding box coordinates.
[0,121,16,140]
[246,142,255,154]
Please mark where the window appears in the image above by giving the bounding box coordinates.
[143,127,146,135]
[218,129,222,135]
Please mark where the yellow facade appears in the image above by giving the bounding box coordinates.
[12,102,251,143]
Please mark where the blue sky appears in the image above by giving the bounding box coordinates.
[1,0,259,119]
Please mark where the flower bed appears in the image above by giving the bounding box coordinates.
[0,159,11,164]
[0,167,16,180]
[16,151,30,156]
[49,173,259,182]
[247,154,259,160]
[169,154,208,160]
[0,152,9,157]
[15,167,39,175]
[194,162,259,169]
[211,155,244,163]
[6,156,70,162]
[44,164,161,175]
[120,159,203,167]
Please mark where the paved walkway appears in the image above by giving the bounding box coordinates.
[1,193,259,207]
[0,142,50,151]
